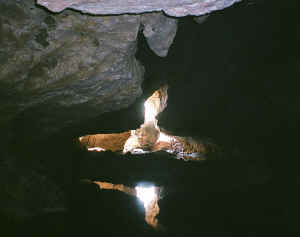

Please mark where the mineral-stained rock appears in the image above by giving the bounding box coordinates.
[37,0,242,17]
[0,0,144,140]
[79,131,131,152]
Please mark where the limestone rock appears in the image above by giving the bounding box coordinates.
[0,0,144,139]
[37,0,242,17]
[141,13,177,57]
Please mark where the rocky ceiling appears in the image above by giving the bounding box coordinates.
[37,0,241,16]
[0,0,240,142]
[0,0,243,224]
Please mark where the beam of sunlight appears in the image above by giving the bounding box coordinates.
[144,85,168,125]
[144,99,157,124]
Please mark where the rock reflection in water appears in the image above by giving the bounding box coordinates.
[91,181,161,228]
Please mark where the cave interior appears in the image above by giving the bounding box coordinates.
[1,1,300,237]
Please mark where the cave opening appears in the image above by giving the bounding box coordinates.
[1,1,300,236]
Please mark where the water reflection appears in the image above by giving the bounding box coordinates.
[91,180,161,228]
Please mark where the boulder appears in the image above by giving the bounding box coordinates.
[0,0,144,140]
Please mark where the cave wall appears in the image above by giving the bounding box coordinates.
[0,0,144,140]
[0,0,240,141]
[0,0,241,223]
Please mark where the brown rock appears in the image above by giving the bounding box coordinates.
[79,131,131,152]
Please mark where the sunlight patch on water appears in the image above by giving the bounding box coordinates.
[135,185,156,208]
[90,180,161,229]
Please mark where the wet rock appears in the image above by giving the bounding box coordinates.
[141,13,177,57]
[0,0,144,140]
[37,0,242,17]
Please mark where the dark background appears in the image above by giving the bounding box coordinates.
[3,1,300,236]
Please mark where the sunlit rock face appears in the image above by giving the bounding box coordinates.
[37,0,241,17]
[144,85,168,125]
[79,86,220,160]
[0,0,144,140]
[123,130,142,154]
[79,131,131,152]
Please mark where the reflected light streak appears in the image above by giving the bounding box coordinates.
[87,147,106,152]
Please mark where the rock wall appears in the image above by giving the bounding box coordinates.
[0,0,241,223]
[0,0,144,139]
[0,0,240,140]
[0,1,181,140]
